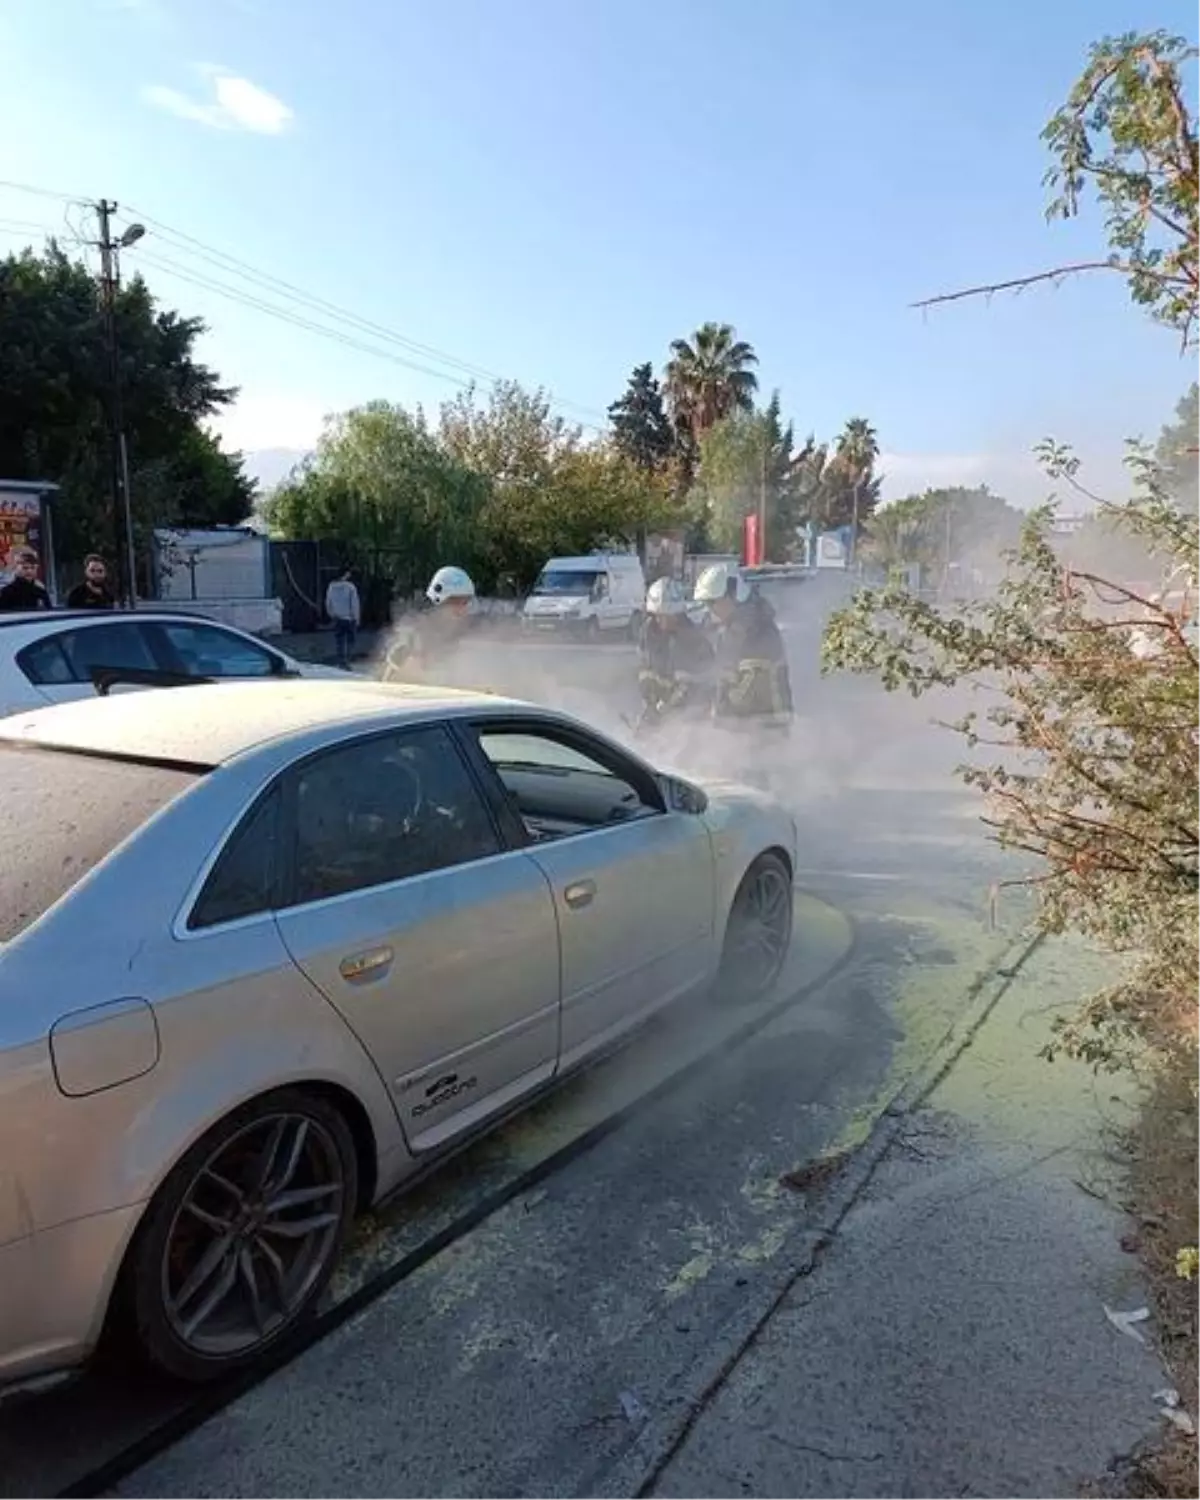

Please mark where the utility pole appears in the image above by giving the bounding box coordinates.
[848,469,864,572]
[96,200,141,608]
[757,440,768,564]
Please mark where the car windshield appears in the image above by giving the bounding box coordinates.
[532,570,599,596]
[0,744,199,944]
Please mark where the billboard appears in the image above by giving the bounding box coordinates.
[815,527,851,569]
[0,489,44,585]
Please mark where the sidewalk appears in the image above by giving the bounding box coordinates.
[643,939,1170,1498]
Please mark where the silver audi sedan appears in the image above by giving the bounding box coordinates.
[0,679,797,1385]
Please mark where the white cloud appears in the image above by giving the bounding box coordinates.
[142,68,293,134]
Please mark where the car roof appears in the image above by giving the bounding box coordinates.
[0,679,526,767]
[0,608,243,631]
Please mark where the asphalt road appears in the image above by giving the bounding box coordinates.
[102,789,1015,1500]
[0,621,1026,1497]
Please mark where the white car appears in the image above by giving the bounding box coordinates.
[0,608,342,717]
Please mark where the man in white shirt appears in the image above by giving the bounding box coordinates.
[324,566,361,668]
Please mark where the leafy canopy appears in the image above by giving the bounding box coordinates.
[863,487,1025,583]
[663,322,759,443]
[825,29,1200,1070]
[608,363,676,475]
[823,466,1198,1068]
[0,243,252,564]
[265,401,488,595]
[268,380,674,592]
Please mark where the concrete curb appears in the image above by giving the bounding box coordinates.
[588,928,1047,1499]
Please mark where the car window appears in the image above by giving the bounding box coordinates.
[477,726,660,841]
[190,789,282,930]
[0,743,199,943]
[289,725,500,906]
[157,621,279,679]
[17,622,158,686]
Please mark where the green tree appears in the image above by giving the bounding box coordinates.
[0,242,250,570]
[266,401,488,595]
[788,419,883,533]
[438,380,673,587]
[915,31,1198,346]
[608,363,676,474]
[836,416,880,479]
[663,322,759,444]
[1154,382,1198,509]
[863,487,1024,589]
[824,29,1200,1073]
[692,393,805,558]
[824,468,1198,1068]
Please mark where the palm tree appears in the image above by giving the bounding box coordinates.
[663,323,759,443]
[834,416,879,481]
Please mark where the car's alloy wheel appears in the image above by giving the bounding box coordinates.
[719,854,793,1002]
[126,1089,357,1381]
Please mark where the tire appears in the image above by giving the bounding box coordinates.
[122,1088,358,1382]
[627,611,642,642]
[585,616,601,642]
[717,853,794,1004]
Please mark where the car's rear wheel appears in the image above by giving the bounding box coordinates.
[125,1088,357,1382]
[718,854,793,1003]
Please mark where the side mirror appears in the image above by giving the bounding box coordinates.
[662,775,708,815]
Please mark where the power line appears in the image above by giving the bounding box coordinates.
[137,249,523,396]
[120,203,610,424]
[0,178,85,206]
[0,182,616,432]
[124,208,517,388]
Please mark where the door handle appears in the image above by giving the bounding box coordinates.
[339,945,394,981]
[563,880,596,910]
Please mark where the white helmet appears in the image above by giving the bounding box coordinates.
[426,565,476,605]
[693,562,750,605]
[645,577,687,616]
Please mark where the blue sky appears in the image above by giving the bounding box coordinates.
[2,0,1195,503]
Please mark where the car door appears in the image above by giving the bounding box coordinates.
[273,723,562,1153]
[146,619,289,680]
[13,619,163,704]
[464,717,716,1070]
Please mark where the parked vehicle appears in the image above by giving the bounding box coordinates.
[521,553,646,638]
[0,679,797,1385]
[0,609,343,718]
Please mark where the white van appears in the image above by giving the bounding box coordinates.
[522,553,647,638]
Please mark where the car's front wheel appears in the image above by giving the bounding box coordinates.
[718,853,794,1003]
[123,1088,357,1382]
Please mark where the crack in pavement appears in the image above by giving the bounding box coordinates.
[767,1431,886,1464]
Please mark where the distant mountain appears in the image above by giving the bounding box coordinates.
[241,447,310,493]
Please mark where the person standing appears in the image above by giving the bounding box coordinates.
[325,565,361,669]
[66,555,115,610]
[0,550,52,612]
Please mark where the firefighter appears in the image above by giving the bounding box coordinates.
[692,563,793,735]
[637,576,715,726]
[383,565,476,681]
